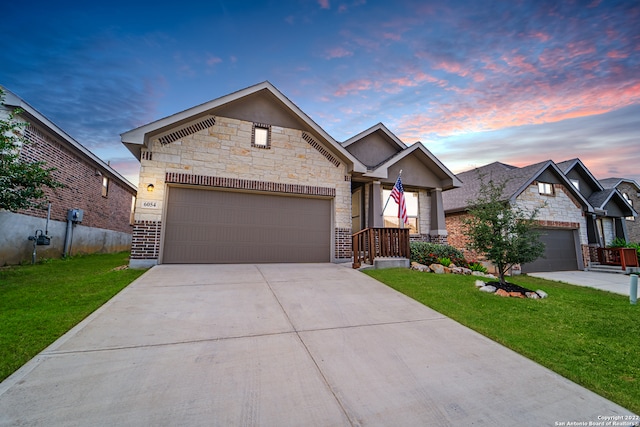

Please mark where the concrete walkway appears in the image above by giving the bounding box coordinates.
[0,264,635,426]
[529,270,638,297]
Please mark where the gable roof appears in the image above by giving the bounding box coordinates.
[588,188,637,217]
[443,160,591,213]
[1,86,137,192]
[600,177,640,191]
[556,158,604,191]
[342,123,407,151]
[363,142,462,190]
[121,81,367,173]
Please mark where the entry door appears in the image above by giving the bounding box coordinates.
[352,188,363,233]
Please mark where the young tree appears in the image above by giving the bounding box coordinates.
[463,177,545,285]
[0,89,63,212]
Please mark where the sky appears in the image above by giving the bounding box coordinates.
[1,0,639,187]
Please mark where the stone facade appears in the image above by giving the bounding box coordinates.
[132,115,352,265]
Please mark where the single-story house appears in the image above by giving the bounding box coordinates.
[0,87,137,265]
[121,81,460,268]
[443,159,637,273]
[598,177,640,243]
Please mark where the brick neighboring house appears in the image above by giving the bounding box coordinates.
[598,177,640,243]
[0,87,137,265]
[444,159,637,273]
[443,161,592,273]
[121,82,460,268]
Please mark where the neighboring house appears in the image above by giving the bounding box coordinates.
[0,87,137,266]
[598,177,640,243]
[443,159,637,273]
[121,82,460,268]
[443,161,592,273]
[557,159,637,250]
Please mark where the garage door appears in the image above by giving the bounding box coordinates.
[521,229,578,273]
[163,187,332,263]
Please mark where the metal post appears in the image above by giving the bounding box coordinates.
[630,274,638,305]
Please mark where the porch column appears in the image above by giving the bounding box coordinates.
[368,181,384,228]
[430,188,448,242]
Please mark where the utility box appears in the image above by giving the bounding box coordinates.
[67,208,84,223]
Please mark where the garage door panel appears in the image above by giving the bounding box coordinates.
[521,229,578,273]
[163,187,331,263]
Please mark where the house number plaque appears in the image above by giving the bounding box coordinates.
[142,201,158,208]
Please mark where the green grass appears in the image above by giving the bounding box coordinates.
[364,268,640,414]
[0,252,146,382]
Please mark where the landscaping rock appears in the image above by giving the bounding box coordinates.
[411,262,430,272]
[474,280,486,288]
[509,291,525,299]
[525,292,540,299]
[430,263,446,274]
[495,288,510,297]
[479,285,497,293]
[471,271,485,277]
[485,274,497,279]
[536,290,548,299]
[460,267,472,275]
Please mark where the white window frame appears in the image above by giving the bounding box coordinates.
[252,123,271,148]
[537,182,554,195]
[570,179,580,190]
[102,176,109,198]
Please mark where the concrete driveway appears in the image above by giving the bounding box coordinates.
[0,264,634,426]
[529,270,637,296]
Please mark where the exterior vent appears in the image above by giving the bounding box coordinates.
[157,117,216,145]
[141,150,152,161]
[302,132,341,167]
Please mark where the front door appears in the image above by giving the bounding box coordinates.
[352,188,363,233]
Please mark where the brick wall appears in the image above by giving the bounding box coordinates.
[17,124,135,234]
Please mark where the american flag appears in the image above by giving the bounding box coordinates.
[390,175,409,225]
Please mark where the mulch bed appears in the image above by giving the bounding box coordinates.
[486,281,534,294]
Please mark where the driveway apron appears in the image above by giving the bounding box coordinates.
[0,264,634,426]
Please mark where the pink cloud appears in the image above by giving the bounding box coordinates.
[434,60,469,77]
[334,79,375,96]
[206,56,222,66]
[324,47,353,59]
[607,50,629,59]
[318,0,330,9]
[382,32,402,41]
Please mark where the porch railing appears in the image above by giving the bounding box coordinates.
[352,227,410,268]
[596,247,640,271]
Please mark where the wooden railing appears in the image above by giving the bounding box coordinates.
[352,228,410,268]
[597,247,640,271]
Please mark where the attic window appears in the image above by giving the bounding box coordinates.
[252,123,271,148]
[570,179,579,190]
[537,182,554,195]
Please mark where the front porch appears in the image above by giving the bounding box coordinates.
[587,246,640,274]
[352,227,410,269]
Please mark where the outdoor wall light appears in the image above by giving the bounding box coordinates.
[147,184,155,192]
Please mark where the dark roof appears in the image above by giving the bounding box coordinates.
[588,188,616,210]
[443,160,553,212]
[599,178,622,188]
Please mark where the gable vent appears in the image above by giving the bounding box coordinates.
[157,117,216,145]
[302,132,341,167]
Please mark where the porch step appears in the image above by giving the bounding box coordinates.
[373,257,410,269]
[588,263,628,274]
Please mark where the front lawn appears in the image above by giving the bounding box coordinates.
[365,268,639,414]
[0,252,146,382]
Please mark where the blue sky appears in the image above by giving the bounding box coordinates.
[1,0,639,186]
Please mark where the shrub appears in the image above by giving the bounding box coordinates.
[410,242,467,267]
[437,257,452,267]
[607,238,640,265]
[468,261,488,273]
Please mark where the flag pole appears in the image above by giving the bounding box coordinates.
[381,169,402,216]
